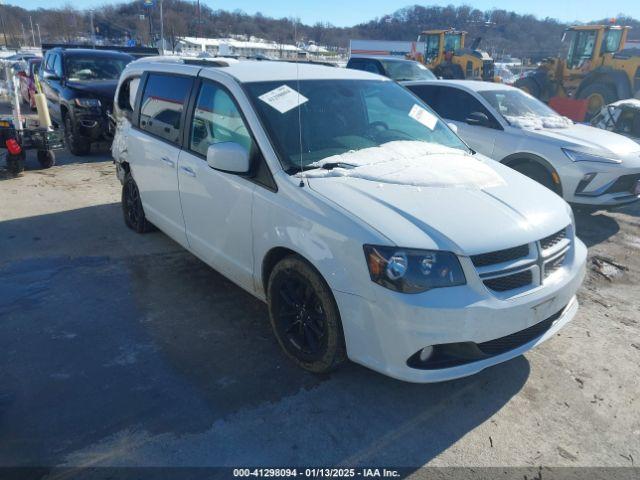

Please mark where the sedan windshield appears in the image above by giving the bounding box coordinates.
[379,60,437,81]
[480,89,572,128]
[65,56,130,81]
[245,79,469,172]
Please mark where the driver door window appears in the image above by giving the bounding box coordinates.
[434,87,494,125]
[189,82,253,158]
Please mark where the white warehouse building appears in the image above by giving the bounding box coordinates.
[177,36,304,59]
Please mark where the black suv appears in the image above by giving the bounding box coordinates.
[39,48,134,155]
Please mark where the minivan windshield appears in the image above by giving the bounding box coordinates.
[65,56,130,82]
[379,59,437,81]
[479,89,572,129]
[245,79,469,172]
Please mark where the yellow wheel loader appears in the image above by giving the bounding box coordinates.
[411,29,495,81]
[515,24,640,119]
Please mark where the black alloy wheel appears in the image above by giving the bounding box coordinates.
[122,173,153,233]
[268,256,347,373]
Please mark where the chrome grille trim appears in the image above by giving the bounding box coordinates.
[472,225,572,297]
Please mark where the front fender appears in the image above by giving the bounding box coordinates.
[251,176,385,301]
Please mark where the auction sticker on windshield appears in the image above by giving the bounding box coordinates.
[409,104,438,130]
[259,85,309,114]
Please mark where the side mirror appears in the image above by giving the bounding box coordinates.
[206,142,250,174]
[465,111,490,127]
[447,122,458,134]
[42,71,59,81]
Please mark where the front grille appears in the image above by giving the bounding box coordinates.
[484,270,532,292]
[540,228,566,250]
[471,244,529,268]
[544,252,567,278]
[477,307,565,355]
[605,174,640,194]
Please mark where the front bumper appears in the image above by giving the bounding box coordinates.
[560,160,640,206]
[72,108,112,141]
[335,238,587,383]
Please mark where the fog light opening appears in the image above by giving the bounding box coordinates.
[419,346,434,362]
[575,172,597,195]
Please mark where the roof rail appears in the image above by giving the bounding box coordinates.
[41,43,159,58]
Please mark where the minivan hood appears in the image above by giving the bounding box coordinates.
[305,141,571,255]
[521,122,640,158]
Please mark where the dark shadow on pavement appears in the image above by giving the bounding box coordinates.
[574,209,620,248]
[0,205,530,469]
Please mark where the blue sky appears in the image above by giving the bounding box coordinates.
[7,0,639,27]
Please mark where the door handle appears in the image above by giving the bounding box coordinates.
[180,166,196,177]
[160,156,175,168]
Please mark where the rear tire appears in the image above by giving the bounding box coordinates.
[64,115,91,156]
[37,150,55,169]
[267,255,347,374]
[515,76,541,98]
[122,173,154,233]
[578,83,617,119]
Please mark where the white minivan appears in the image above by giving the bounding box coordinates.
[112,57,587,383]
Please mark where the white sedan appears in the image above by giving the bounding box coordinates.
[404,80,640,207]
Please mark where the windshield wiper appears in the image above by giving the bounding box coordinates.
[320,162,357,170]
[285,162,357,175]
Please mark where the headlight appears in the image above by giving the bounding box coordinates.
[562,148,620,164]
[74,98,101,108]
[363,245,466,293]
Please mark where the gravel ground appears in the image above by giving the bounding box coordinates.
[0,122,638,474]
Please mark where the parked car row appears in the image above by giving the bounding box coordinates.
[10,49,639,382]
[111,58,587,382]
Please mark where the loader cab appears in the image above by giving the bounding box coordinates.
[417,30,465,66]
[562,26,627,71]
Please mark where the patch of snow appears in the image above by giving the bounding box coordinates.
[299,140,506,189]
[505,114,573,130]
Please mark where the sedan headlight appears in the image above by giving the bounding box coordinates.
[562,148,620,164]
[363,245,466,293]
[74,98,101,108]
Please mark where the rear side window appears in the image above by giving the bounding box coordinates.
[189,82,253,157]
[139,73,193,144]
[116,76,140,115]
[349,59,383,75]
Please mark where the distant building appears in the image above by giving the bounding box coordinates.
[176,36,303,59]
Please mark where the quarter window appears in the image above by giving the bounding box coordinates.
[189,82,253,157]
[139,73,193,144]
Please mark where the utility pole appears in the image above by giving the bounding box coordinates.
[159,0,164,55]
[0,2,8,49]
[21,23,26,48]
[90,10,96,46]
[197,0,201,39]
[29,16,35,47]
[36,24,41,47]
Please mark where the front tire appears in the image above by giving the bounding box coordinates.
[267,255,347,374]
[578,83,617,119]
[122,173,154,233]
[64,115,91,156]
[511,161,560,195]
